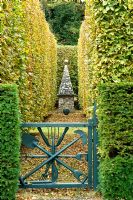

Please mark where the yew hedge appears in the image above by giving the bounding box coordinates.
[97,82,133,199]
[1,0,57,122]
[0,84,21,200]
[78,0,133,116]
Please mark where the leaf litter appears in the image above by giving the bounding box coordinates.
[17,110,102,200]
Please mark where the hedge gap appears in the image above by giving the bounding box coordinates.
[57,45,78,95]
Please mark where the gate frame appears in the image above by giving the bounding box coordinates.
[19,106,99,190]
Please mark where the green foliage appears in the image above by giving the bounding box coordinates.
[94,0,133,81]
[97,82,133,158]
[57,45,78,95]
[78,0,133,116]
[78,19,95,115]
[99,156,133,200]
[22,0,57,121]
[0,1,26,83]
[1,0,57,122]
[97,82,133,199]
[43,2,84,45]
[0,84,21,200]
[0,0,28,118]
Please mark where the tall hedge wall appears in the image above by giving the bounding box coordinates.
[23,0,57,121]
[57,45,78,95]
[97,82,133,199]
[0,0,28,118]
[1,0,57,122]
[78,0,133,116]
[78,20,93,115]
[0,84,20,200]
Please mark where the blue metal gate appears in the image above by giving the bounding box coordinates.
[19,107,98,190]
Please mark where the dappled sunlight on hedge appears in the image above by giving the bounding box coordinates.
[1,0,57,122]
[78,0,133,116]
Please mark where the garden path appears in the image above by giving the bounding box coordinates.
[17,110,102,200]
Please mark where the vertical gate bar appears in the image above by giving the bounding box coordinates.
[48,127,50,140]
[58,127,60,139]
[93,125,99,190]
[93,102,99,190]
[51,128,55,182]
[88,120,93,188]
[51,127,53,139]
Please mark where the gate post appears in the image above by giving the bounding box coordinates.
[93,102,99,190]
[88,119,93,188]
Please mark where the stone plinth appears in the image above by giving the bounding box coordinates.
[58,96,74,112]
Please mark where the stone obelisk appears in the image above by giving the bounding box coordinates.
[58,60,74,112]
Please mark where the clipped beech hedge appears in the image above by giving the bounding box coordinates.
[78,0,133,116]
[57,45,78,95]
[1,0,57,122]
[78,20,94,115]
[0,84,20,200]
[97,82,133,199]
[22,0,57,121]
[0,0,28,119]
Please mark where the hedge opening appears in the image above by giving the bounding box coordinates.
[41,1,85,45]
[57,45,78,95]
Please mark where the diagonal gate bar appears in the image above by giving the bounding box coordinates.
[21,130,86,181]
[20,114,99,190]
[33,140,87,182]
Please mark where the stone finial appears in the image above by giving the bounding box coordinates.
[64,59,69,65]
